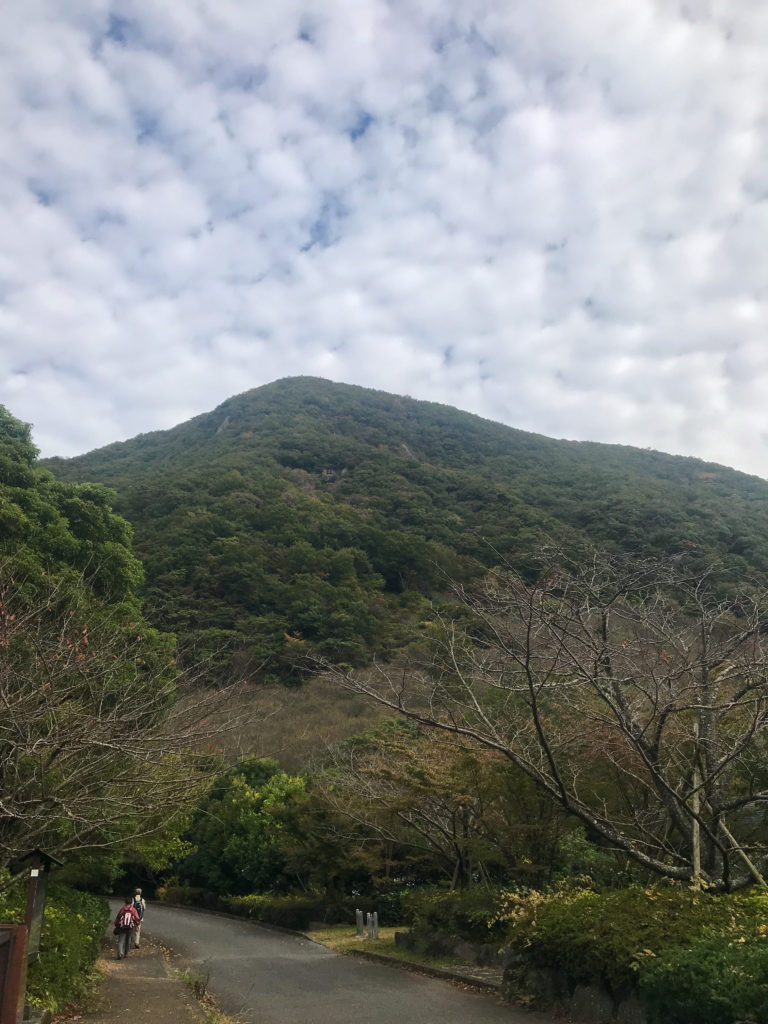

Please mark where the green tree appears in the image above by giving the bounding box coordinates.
[178,758,306,895]
[0,406,232,869]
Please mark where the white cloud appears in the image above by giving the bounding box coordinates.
[0,0,767,478]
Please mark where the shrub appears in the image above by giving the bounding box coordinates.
[158,879,413,930]
[368,886,415,926]
[0,878,108,1014]
[499,884,768,1008]
[27,885,109,1012]
[226,893,351,930]
[155,878,221,909]
[638,933,768,1024]
[402,887,513,943]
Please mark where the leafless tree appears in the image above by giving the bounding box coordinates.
[0,564,243,870]
[320,725,561,888]
[327,551,768,891]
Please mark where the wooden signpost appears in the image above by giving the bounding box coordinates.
[0,850,62,1023]
[0,925,28,1024]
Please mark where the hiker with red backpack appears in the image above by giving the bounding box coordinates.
[114,897,140,959]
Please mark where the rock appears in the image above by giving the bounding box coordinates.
[614,993,648,1024]
[394,931,417,951]
[453,940,478,962]
[570,983,614,1023]
[521,965,570,1005]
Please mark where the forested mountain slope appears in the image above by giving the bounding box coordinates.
[46,376,768,682]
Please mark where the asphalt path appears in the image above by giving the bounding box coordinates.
[137,903,557,1024]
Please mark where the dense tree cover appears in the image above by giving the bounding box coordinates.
[0,406,226,871]
[178,757,310,895]
[176,754,414,898]
[171,733,597,900]
[45,378,768,683]
[0,405,143,601]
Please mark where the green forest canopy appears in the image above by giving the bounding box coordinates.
[44,376,768,682]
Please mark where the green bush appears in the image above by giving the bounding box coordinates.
[27,885,109,1012]
[638,933,768,1024]
[499,885,768,1009]
[367,886,415,926]
[159,878,413,930]
[155,878,222,910]
[0,878,108,1014]
[159,884,353,929]
[226,893,352,930]
[402,886,513,943]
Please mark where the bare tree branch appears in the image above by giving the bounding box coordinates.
[323,550,768,891]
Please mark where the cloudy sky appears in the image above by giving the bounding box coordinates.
[1,1,767,476]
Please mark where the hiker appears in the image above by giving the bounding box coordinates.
[114,897,140,959]
[132,887,147,948]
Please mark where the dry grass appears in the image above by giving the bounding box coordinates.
[304,925,464,969]
[197,676,393,770]
[180,966,243,1024]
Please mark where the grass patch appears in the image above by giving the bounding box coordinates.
[304,925,465,970]
[178,964,240,1024]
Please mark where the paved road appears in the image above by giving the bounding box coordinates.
[138,903,556,1024]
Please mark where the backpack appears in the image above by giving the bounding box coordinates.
[118,908,135,929]
[132,895,144,919]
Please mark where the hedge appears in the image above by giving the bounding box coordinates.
[0,878,108,1013]
[498,884,768,1023]
[638,932,768,1024]
[157,879,411,930]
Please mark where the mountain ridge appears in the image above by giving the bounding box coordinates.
[44,376,768,684]
[47,375,763,486]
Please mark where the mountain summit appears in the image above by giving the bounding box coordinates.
[46,376,768,682]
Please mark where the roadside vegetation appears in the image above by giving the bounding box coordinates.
[0,875,107,1014]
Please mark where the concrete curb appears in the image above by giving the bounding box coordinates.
[342,948,502,994]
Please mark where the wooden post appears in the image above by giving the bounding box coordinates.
[0,924,28,1024]
[23,849,61,961]
[355,909,364,936]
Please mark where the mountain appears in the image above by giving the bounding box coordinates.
[45,376,768,683]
